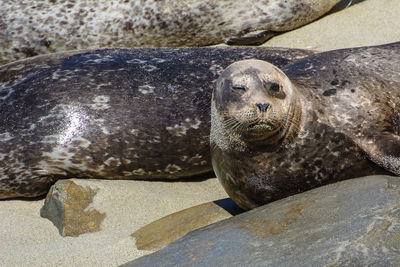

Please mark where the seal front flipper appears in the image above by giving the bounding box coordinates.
[358,133,400,175]
[225,30,276,46]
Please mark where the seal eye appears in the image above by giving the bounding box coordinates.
[231,85,247,93]
[269,82,280,92]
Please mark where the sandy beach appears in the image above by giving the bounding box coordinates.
[1,179,228,266]
[263,0,400,50]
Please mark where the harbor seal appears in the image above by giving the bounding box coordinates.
[0,0,354,65]
[211,41,400,210]
[0,46,316,199]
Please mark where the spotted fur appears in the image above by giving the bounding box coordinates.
[0,0,351,64]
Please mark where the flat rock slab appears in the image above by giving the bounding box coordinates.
[124,175,400,266]
[132,198,243,251]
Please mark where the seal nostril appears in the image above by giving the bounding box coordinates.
[256,103,270,112]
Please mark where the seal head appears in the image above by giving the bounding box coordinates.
[211,59,301,153]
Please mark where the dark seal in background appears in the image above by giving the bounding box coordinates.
[0,46,315,199]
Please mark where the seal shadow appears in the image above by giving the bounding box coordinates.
[1,172,217,202]
[328,0,367,14]
[2,195,47,201]
[213,198,245,216]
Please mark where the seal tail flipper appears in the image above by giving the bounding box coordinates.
[358,133,400,176]
[225,30,276,46]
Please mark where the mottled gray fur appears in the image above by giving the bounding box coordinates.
[0,0,354,64]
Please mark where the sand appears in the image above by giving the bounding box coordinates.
[0,179,228,266]
[263,0,400,50]
[1,0,399,266]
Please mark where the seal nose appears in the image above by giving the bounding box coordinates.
[256,103,270,112]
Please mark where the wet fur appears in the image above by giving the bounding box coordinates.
[0,46,315,199]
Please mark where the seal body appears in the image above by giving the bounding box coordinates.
[211,42,400,210]
[0,46,315,199]
[0,0,350,64]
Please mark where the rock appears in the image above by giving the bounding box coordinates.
[132,198,243,251]
[40,180,106,237]
[123,175,400,266]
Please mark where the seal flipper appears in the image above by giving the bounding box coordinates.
[358,133,400,175]
[225,30,276,46]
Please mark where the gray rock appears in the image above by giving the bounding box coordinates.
[123,175,400,266]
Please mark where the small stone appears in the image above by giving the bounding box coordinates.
[40,180,106,237]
